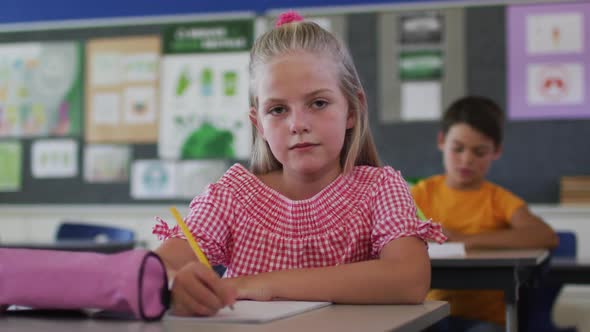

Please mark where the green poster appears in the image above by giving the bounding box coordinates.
[0,141,22,191]
[159,19,253,160]
[399,50,443,80]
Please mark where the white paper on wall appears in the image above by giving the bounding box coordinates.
[400,81,441,121]
[527,63,584,105]
[91,92,120,125]
[526,13,584,55]
[84,144,131,183]
[91,52,123,86]
[31,139,78,178]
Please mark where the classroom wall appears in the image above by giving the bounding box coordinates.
[4,4,588,205]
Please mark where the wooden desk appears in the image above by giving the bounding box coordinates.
[0,301,449,332]
[0,240,135,253]
[430,249,549,332]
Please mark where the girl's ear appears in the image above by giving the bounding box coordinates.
[249,107,264,137]
[437,131,445,151]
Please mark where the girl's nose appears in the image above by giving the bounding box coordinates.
[289,109,310,134]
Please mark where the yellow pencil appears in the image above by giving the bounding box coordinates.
[169,207,233,310]
[169,207,212,269]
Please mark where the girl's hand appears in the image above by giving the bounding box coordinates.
[170,261,237,316]
[223,275,273,301]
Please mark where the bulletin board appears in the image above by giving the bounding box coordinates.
[0,19,242,204]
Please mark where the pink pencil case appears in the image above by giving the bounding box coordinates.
[0,248,169,321]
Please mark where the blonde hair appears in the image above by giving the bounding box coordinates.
[249,20,380,175]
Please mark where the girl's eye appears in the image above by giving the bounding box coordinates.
[452,146,463,153]
[268,106,286,115]
[311,100,328,109]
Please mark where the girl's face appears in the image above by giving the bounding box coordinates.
[438,123,501,190]
[250,51,354,177]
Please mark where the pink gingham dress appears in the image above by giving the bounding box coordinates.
[153,163,445,277]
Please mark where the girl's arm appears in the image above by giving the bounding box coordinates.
[447,205,559,250]
[155,237,200,276]
[225,236,430,304]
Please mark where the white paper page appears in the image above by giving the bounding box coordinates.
[166,300,331,324]
[428,242,466,258]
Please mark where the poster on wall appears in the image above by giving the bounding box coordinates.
[177,160,227,199]
[131,160,177,199]
[399,50,443,80]
[159,19,253,160]
[130,159,227,199]
[0,42,82,138]
[85,36,160,143]
[84,144,131,183]
[31,139,78,178]
[0,141,22,191]
[399,12,443,44]
[508,2,590,119]
[395,12,445,122]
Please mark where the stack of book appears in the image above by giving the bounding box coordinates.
[561,176,590,204]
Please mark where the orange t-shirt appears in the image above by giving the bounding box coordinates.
[411,175,525,325]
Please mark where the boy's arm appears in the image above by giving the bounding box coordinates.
[223,236,430,304]
[450,205,559,250]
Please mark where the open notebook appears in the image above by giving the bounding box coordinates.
[166,300,331,324]
[428,242,466,258]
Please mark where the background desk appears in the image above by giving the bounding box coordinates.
[1,301,449,332]
[0,240,136,253]
[549,258,590,285]
[430,249,549,332]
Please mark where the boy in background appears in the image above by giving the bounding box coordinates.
[412,96,558,331]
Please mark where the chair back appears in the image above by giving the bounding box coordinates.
[553,231,577,258]
[56,222,135,243]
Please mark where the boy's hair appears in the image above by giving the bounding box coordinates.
[248,19,380,175]
[441,96,505,147]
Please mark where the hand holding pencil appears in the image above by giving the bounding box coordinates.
[168,207,236,316]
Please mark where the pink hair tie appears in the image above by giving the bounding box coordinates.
[275,11,304,27]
